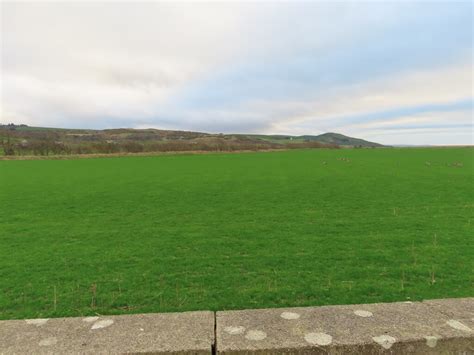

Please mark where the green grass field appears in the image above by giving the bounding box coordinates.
[1,148,473,320]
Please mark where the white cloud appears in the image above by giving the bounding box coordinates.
[1,2,257,124]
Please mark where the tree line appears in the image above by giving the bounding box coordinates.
[1,128,339,157]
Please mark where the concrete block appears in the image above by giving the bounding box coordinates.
[0,311,214,354]
[216,299,474,354]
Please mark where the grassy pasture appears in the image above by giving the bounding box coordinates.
[0,148,473,320]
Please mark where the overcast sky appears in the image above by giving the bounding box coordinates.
[1,1,472,145]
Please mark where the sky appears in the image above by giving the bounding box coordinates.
[1,1,473,145]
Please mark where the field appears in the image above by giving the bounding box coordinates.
[0,148,473,320]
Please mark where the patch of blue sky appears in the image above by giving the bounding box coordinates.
[334,99,473,127]
[170,2,472,111]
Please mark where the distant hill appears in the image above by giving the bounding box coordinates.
[0,124,384,156]
[299,132,384,147]
[244,132,383,147]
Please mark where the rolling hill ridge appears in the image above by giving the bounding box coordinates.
[0,124,384,156]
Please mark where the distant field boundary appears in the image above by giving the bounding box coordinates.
[1,145,472,161]
[0,148,290,161]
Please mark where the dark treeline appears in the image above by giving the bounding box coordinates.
[1,139,339,156]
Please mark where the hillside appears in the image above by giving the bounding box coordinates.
[249,132,383,147]
[0,124,384,156]
[301,132,384,147]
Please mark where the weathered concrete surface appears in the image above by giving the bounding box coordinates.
[217,298,474,354]
[1,298,472,354]
[424,297,474,329]
[0,311,214,354]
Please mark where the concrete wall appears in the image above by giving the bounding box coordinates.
[0,298,472,354]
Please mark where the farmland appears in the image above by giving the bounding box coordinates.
[0,147,472,320]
